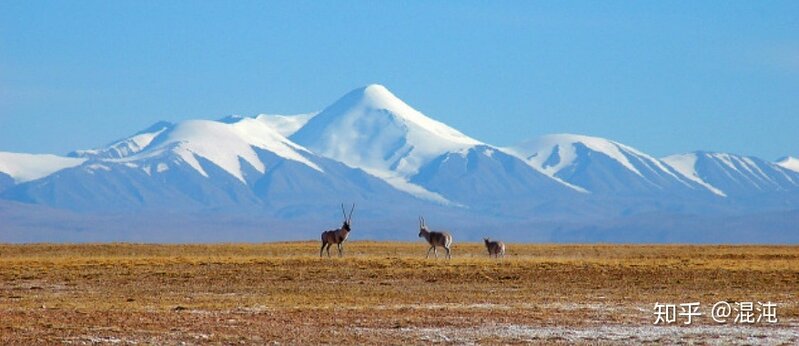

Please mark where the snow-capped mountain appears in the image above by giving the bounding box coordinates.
[71,116,322,182]
[248,113,316,137]
[289,84,574,205]
[290,84,486,202]
[0,152,86,184]
[292,85,482,177]
[663,152,799,198]
[409,145,574,206]
[5,113,437,213]
[777,156,799,173]
[0,84,797,242]
[70,121,173,160]
[505,134,705,196]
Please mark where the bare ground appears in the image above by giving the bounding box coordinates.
[1,242,797,344]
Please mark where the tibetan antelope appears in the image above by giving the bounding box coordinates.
[320,203,355,257]
[483,238,506,258]
[418,216,453,259]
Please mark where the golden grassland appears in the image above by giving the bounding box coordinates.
[1,242,798,344]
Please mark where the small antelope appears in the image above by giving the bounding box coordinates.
[418,216,453,259]
[483,238,506,258]
[320,203,355,257]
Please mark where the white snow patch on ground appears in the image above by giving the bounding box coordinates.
[354,323,798,345]
[352,302,797,344]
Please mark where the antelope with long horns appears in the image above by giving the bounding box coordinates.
[320,203,355,257]
[483,238,506,258]
[418,216,453,259]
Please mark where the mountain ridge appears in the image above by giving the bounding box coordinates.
[1,84,797,242]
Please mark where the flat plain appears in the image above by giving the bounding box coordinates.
[1,242,797,344]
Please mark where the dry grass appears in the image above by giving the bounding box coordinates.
[1,242,797,344]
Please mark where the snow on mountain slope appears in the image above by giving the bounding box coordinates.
[0,152,87,183]
[219,113,316,137]
[291,85,481,175]
[131,118,322,181]
[510,134,642,176]
[777,156,799,173]
[74,118,323,183]
[506,134,696,194]
[1,151,272,212]
[290,84,482,202]
[410,145,575,205]
[660,153,726,197]
[2,83,798,227]
[71,121,173,159]
[663,152,799,196]
[253,113,316,137]
[2,122,437,213]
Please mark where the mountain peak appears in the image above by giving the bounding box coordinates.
[506,133,699,194]
[509,133,650,176]
[777,156,799,173]
[333,84,416,119]
[291,85,481,177]
[356,83,402,107]
[360,83,391,94]
[289,84,481,202]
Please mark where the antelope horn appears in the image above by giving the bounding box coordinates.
[348,203,355,223]
[341,203,347,221]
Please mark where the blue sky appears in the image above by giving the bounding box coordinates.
[1,1,797,159]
